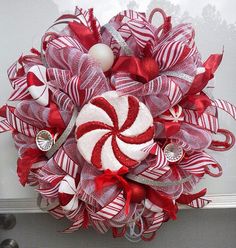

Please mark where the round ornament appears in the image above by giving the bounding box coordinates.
[129,181,146,203]
[88,43,115,72]
[164,143,184,163]
[35,130,54,152]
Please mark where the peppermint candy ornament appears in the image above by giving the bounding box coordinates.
[75,91,155,171]
[58,175,79,212]
[27,65,49,106]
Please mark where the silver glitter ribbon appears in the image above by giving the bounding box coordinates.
[126,174,192,187]
[46,108,78,159]
[103,23,133,56]
[161,71,194,83]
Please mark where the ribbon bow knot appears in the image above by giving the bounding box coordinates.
[95,167,131,214]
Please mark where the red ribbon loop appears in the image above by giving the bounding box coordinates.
[17,148,44,186]
[68,21,98,50]
[95,167,131,214]
[48,102,65,132]
[181,93,211,115]
[112,56,159,83]
[188,53,223,95]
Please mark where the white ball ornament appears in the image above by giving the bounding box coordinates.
[88,43,115,72]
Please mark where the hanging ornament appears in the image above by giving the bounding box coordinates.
[27,65,49,106]
[58,175,80,212]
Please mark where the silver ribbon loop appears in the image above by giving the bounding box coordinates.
[126,174,192,187]
[103,23,133,56]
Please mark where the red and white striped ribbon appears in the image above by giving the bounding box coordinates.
[90,219,110,234]
[48,205,65,219]
[109,10,153,55]
[74,7,101,32]
[153,23,195,53]
[138,147,170,180]
[47,68,72,90]
[179,152,218,176]
[143,212,165,235]
[54,147,80,178]
[65,76,95,106]
[38,175,64,198]
[48,36,83,51]
[52,90,74,112]
[183,109,219,133]
[8,78,30,101]
[96,191,126,220]
[6,106,39,137]
[213,99,236,120]
[112,73,143,95]
[155,40,192,71]
[188,197,211,208]
[0,119,12,133]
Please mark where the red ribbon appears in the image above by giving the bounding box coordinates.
[181,93,211,115]
[146,187,178,220]
[95,167,131,214]
[112,56,159,83]
[68,21,98,50]
[112,227,127,238]
[182,93,211,115]
[46,102,66,138]
[0,105,7,118]
[176,188,207,205]
[82,208,89,229]
[158,120,181,137]
[17,148,44,186]
[188,53,223,95]
[154,105,183,137]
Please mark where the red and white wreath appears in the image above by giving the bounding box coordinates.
[0,7,235,241]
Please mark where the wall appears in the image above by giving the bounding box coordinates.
[1,210,236,248]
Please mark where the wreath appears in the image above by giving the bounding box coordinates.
[0,7,235,242]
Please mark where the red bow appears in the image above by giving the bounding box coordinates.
[95,167,131,214]
[17,148,44,186]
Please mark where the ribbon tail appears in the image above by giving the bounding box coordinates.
[176,188,207,205]
[187,53,223,95]
[146,188,178,220]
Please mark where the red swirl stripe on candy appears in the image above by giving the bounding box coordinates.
[111,136,138,167]
[90,97,119,130]
[120,96,139,131]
